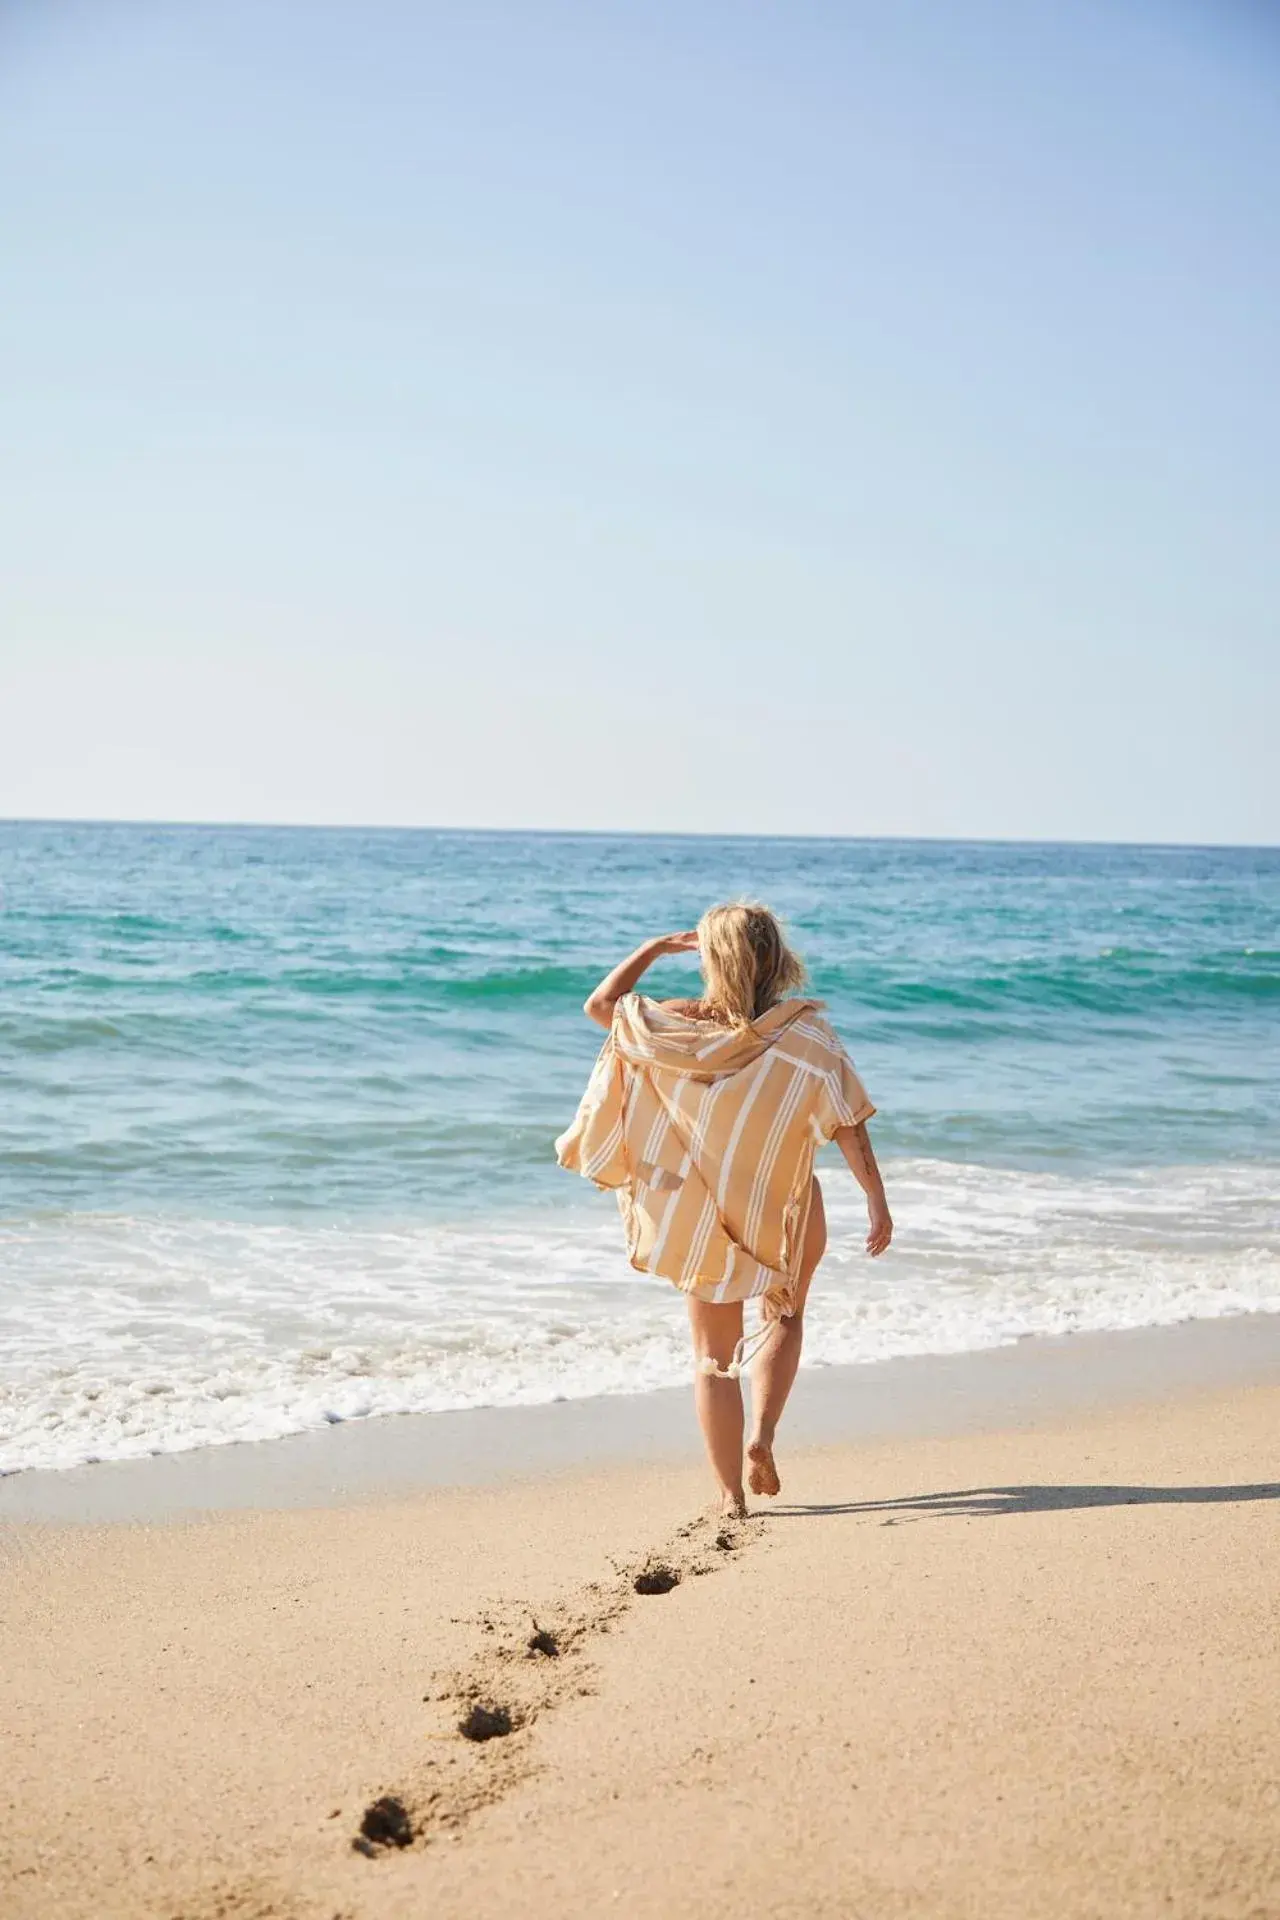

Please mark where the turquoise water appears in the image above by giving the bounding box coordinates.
[2,824,1277,1471]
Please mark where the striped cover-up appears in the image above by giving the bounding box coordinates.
[555,994,875,1316]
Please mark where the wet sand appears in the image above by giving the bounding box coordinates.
[3,1320,1280,1918]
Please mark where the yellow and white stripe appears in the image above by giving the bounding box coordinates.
[555,994,874,1315]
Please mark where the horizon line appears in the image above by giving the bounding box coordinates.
[0,816,1276,854]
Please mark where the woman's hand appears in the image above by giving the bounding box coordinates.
[865,1201,893,1258]
[658,930,699,955]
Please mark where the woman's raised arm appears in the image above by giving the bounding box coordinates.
[583,931,699,1029]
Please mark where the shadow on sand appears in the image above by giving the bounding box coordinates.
[770,1482,1280,1521]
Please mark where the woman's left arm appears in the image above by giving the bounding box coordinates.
[834,1122,894,1256]
[583,931,698,1029]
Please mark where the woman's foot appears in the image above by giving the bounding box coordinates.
[746,1439,781,1498]
[720,1489,748,1520]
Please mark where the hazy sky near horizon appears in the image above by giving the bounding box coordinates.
[2,1,1277,843]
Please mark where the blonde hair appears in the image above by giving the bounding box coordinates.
[697,902,806,1027]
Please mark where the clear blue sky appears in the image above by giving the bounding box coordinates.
[2,0,1276,842]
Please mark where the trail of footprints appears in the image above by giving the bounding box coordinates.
[352,1510,761,1859]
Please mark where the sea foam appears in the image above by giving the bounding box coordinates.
[3,1157,1277,1474]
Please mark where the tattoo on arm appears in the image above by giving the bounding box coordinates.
[837,1121,883,1198]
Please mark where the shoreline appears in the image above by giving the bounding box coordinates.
[5,1309,1280,1525]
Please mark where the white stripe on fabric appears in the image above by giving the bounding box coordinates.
[680,1076,735,1285]
[747,1065,806,1238]
[823,1067,856,1126]
[712,1251,738,1303]
[790,1019,837,1046]
[679,1192,716,1287]
[713,1053,775,1210]
[583,1116,624,1180]
[641,1101,669,1167]
[743,1068,808,1253]
[751,1074,808,1251]
[767,1047,829,1078]
[646,1149,692,1272]
[694,1030,742,1062]
[649,1076,718,1277]
[692,1189,723,1282]
[686,1074,729,1163]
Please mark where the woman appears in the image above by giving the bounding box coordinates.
[556,903,892,1517]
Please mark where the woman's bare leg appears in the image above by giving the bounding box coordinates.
[686,1297,747,1517]
[747,1178,827,1497]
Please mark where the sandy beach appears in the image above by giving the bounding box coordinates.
[4,1322,1280,1920]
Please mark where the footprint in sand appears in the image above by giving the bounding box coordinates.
[351,1510,760,1859]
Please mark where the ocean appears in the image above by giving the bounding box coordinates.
[1,822,1277,1474]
